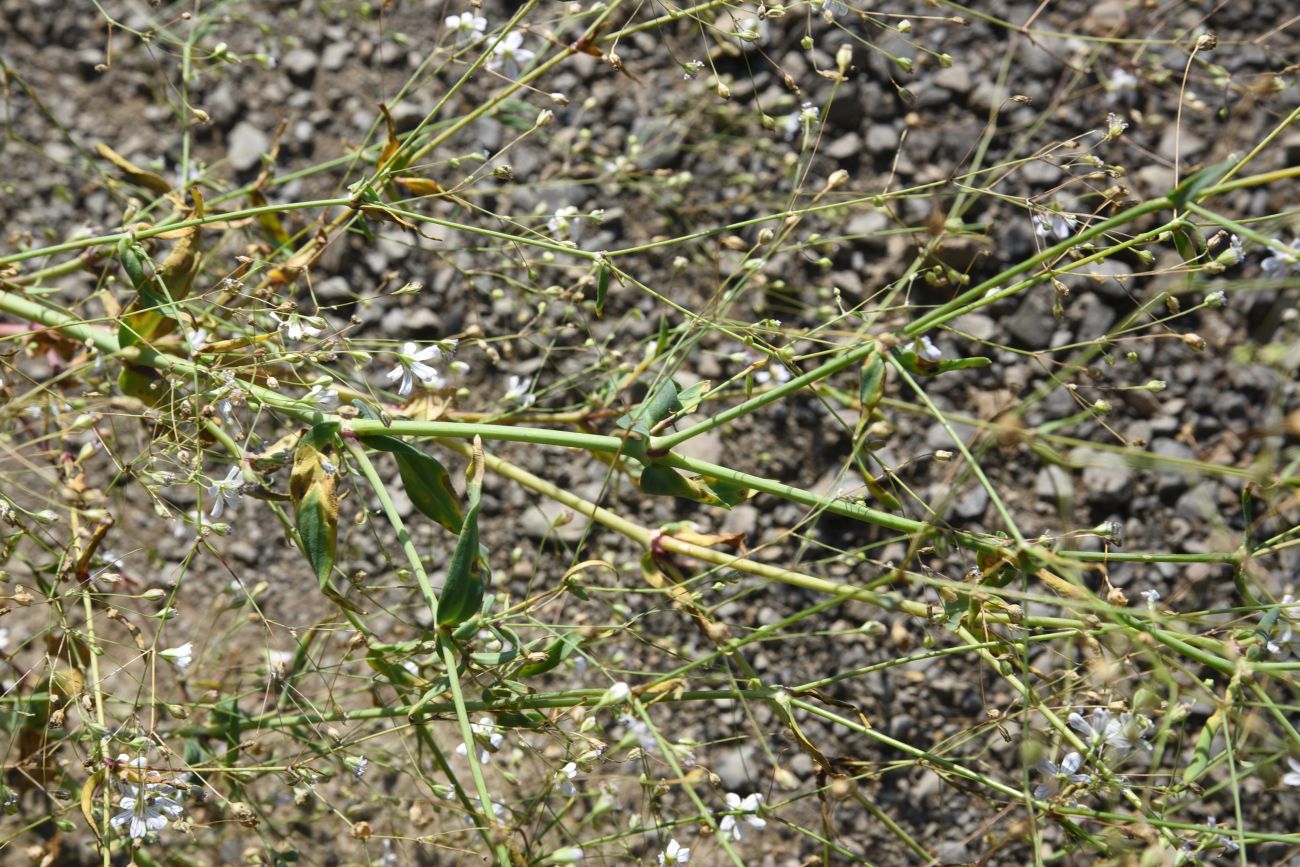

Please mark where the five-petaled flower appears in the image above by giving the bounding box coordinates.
[488,31,534,78]
[658,837,690,865]
[1034,751,1090,799]
[207,466,243,519]
[718,792,765,840]
[386,341,443,397]
[109,756,186,841]
[446,11,486,46]
[1261,238,1300,278]
[504,374,536,407]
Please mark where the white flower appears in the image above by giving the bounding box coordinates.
[185,328,210,354]
[446,11,486,46]
[207,466,243,519]
[785,101,820,143]
[456,716,504,764]
[599,681,631,706]
[487,31,534,77]
[110,781,185,840]
[159,642,193,670]
[349,755,369,779]
[556,761,578,796]
[504,374,536,407]
[1105,112,1128,140]
[272,312,324,342]
[718,792,765,840]
[1033,211,1077,241]
[305,383,340,411]
[1068,709,1131,757]
[681,59,705,80]
[1261,237,1300,278]
[1104,68,1139,103]
[1204,289,1226,308]
[1034,751,1090,799]
[617,712,658,754]
[1282,757,1300,787]
[916,335,943,363]
[658,837,690,865]
[385,341,443,397]
[0,628,8,650]
[1140,589,1161,606]
[548,205,578,235]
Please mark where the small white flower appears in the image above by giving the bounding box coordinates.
[556,761,578,796]
[916,335,943,363]
[786,101,819,144]
[599,681,631,706]
[159,642,193,670]
[456,716,505,764]
[548,205,581,238]
[446,11,486,46]
[272,312,324,342]
[658,837,691,865]
[718,792,765,840]
[1204,289,1226,308]
[305,383,340,411]
[1283,757,1300,787]
[488,31,534,77]
[207,466,243,519]
[1104,68,1139,103]
[385,341,443,397]
[682,59,705,80]
[349,755,369,779]
[1261,237,1300,278]
[1140,589,1161,606]
[1068,709,1131,757]
[1105,112,1128,140]
[110,783,185,840]
[504,374,536,407]
[1033,211,1077,241]
[1034,750,1091,799]
[185,328,210,354]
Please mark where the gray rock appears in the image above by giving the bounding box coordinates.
[1175,484,1218,521]
[949,485,989,521]
[933,64,971,94]
[322,41,351,71]
[282,49,318,86]
[1035,465,1073,503]
[227,121,269,172]
[823,132,863,160]
[1006,289,1057,350]
[866,123,898,155]
[1078,449,1133,505]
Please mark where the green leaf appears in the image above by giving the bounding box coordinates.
[858,353,885,412]
[358,434,463,534]
[615,379,682,438]
[438,437,487,627]
[637,465,748,507]
[894,346,991,377]
[1167,157,1235,209]
[517,632,583,678]
[291,423,342,594]
[594,259,609,317]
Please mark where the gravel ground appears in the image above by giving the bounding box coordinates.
[2,0,1299,864]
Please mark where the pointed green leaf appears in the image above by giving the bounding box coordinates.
[858,353,885,412]
[615,379,682,438]
[358,434,463,534]
[438,437,486,627]
[517,633,583,678]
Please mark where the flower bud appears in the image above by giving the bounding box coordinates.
[1181,333,1206,351]
[535,109,554,127]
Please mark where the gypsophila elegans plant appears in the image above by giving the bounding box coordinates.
[0,0,1299,864]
